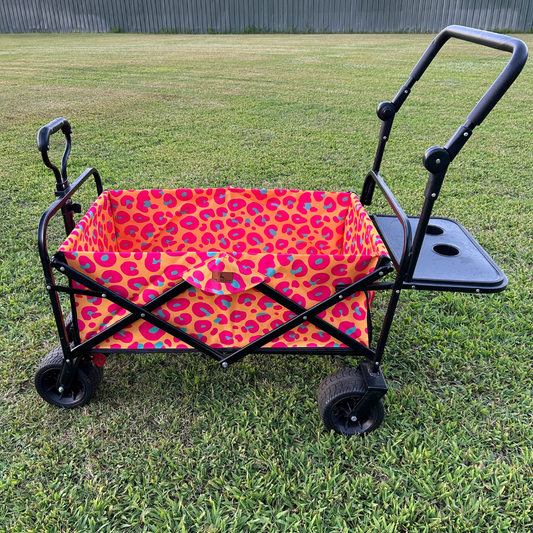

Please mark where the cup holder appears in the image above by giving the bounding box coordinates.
[426,225,444,235]
[433,244,460,256]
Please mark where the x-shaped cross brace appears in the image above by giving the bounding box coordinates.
[52,256,393,368]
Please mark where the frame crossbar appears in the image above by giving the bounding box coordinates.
[51,257,392,367]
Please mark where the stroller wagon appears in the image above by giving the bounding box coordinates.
[35,26,527,435]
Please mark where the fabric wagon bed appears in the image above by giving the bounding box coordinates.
[60,187,388,352]
[33,25,527,436]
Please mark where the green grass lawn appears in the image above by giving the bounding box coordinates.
[0,32,532,532]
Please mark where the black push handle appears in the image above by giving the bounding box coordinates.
[37,117,71,152]
[406,25,528,127]
[37,117,72,193]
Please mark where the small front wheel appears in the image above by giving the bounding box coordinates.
[34,345,101,408]
[318,368,385,436]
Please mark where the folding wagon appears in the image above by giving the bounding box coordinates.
[34,26,528,435]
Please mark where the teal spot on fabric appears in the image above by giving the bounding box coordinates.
[207,252,217,257]
[304,202,312,210]
[265,302,274,308]
[152,257,161,265]
[231,218,239,224]
[102,277,112,284]
[88,297,97,303]
[144,201,152,208]
[334,343,340,347]
[245,218,251,223]
[180,327,187,332]
[214,317,222,323]
[170,270,179,276]
[149,294,156,300]
[346,327,357,335]
[164,199,173,206]
[266,268,276,277]
[192,277,202,285]
[354,308,362,317]
[282,287,290,293]
[261,216,267,223]
[324,202,333,210]
[268,229,277,237]
[138,343,144,348]
[219,299,231,309]
[271,202,280,208]
[149,326,160,334]
[251,208,259,215]
[154,342,164,348]
[287,200,294,206]
[212,289,223,295]
[315,258,323,265]
[243,298,252,304]
[128,229,136,236]
[126,200,133,206]
[147,232,154,238]
[263,246,269,252]
[290,267,303,275]
[101,254,109,262]
[221,237,228,246]
[156,310,165,318]
[260,189,268,194]
[133,283,143,289]
[222,211,228,217]
[118,330,126,337]
[181,192,188,197]
[315,291,323,297]
[219,193,225,199]
[186,221,193,226]
[204,214,211,219]
[199,307,212,317]
[302,233,309,238]
[252,237,261,245]
[110,310,117,316]
[214,223,222,231]
[87,311,95,317]
[89,211,94,218]
[231,279,240,289]
[215,258,221,265]
[257,313,270,318]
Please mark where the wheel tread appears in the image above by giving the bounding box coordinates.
[317,367,384,436]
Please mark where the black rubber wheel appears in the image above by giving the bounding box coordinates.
[64,312,73,341]
[34,345,101,408]
[318,367,385,436]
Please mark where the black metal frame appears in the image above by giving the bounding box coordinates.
[36,26,527,419]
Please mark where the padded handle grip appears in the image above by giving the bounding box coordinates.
[37,117,71,152]
[406,25,528,126]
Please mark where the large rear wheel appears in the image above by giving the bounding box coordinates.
[318,368,385,436]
